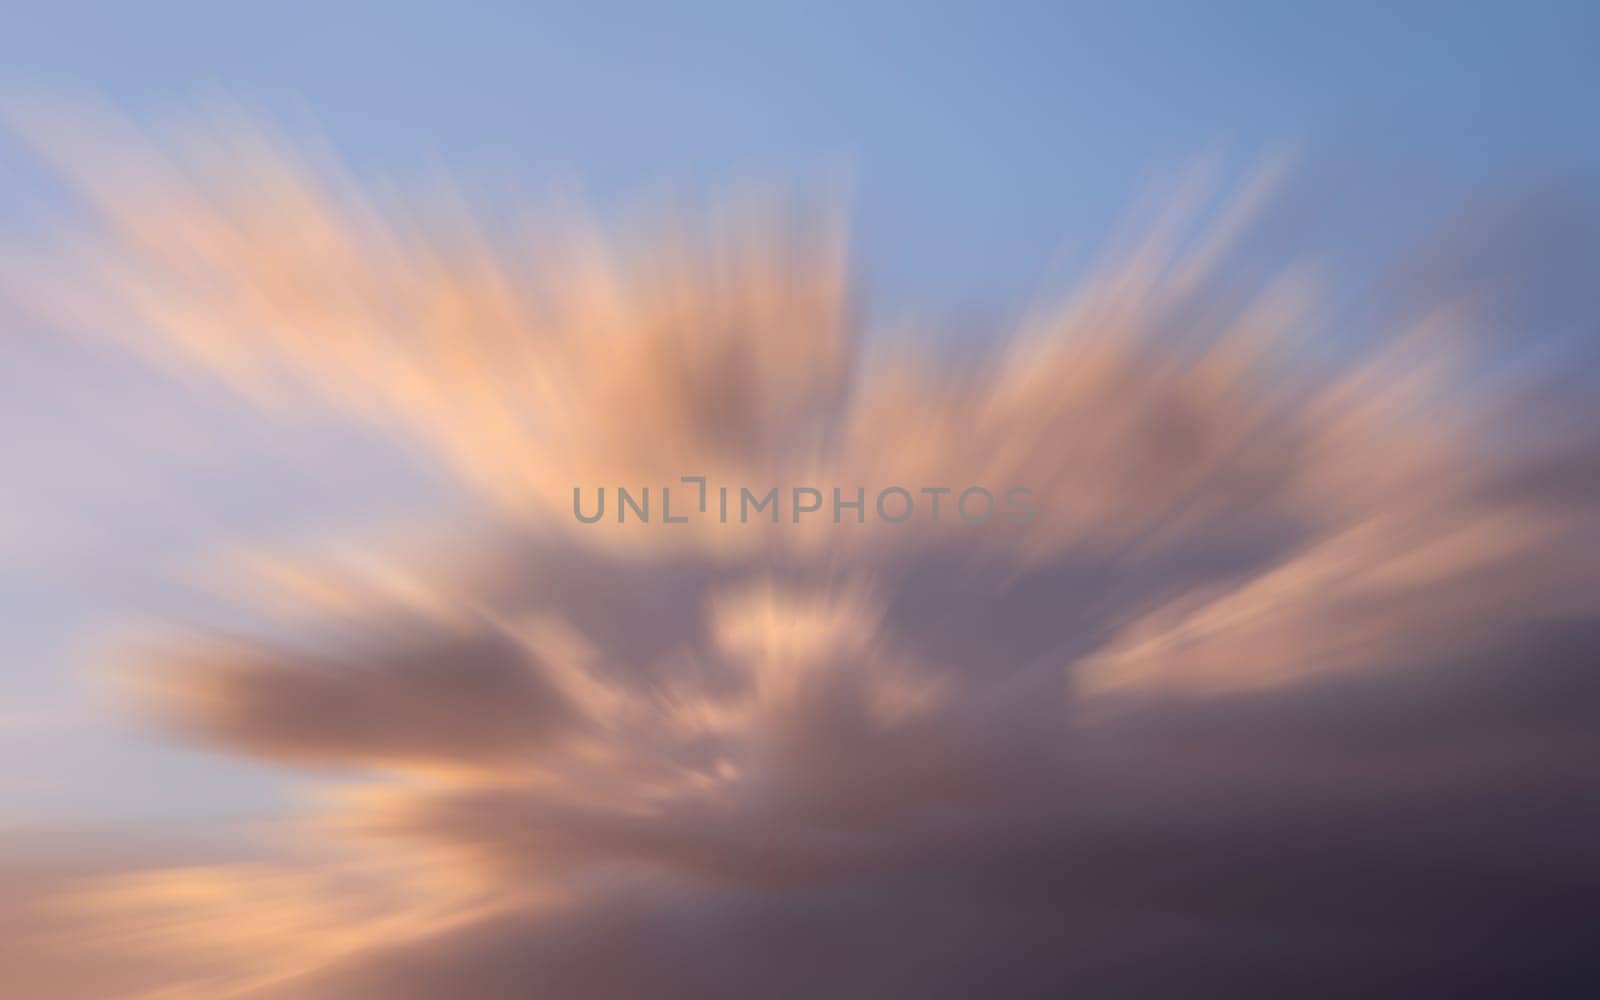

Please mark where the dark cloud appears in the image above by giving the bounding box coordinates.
[139,625,582,768]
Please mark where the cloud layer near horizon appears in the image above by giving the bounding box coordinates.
[3,110,1600,997]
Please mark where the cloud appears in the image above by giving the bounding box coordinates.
[4,107,1600,996]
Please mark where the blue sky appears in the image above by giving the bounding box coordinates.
[5,2,1597,307]
[1,1,1597,824]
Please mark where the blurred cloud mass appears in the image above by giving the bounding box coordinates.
[1,98,1599,998]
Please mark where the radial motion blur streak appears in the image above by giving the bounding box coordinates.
[2,8,1600,995]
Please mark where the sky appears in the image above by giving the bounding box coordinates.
[4,2,1598,302]
[1,4,1600,996]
